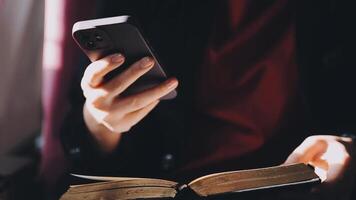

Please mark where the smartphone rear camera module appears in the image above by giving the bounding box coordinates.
[77,29,112,50]
[86,41,96,49]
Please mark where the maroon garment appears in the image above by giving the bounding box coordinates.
[183,0,301,171]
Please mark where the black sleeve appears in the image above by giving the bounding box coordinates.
[59,56,130,175]
[58,62,178,177]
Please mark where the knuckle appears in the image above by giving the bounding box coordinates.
[87,89,110,108]
[85,63,98,77]
[82,87,93,100]
[85,60,109,80]
[80,79,91,93]
[83,91,90,99]
[92,97,105,108]
[96,88,110,98]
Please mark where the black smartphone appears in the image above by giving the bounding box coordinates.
[72,15,177,100]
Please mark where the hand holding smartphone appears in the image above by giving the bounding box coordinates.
[72,16,178,139]
[72,15,177,99]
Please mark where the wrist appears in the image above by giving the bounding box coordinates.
[83,104,122,153]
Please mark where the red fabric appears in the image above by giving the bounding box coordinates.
[184,0,300,170]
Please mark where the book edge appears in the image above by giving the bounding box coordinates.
[188,163,306,186]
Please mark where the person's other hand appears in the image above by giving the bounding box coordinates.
[284,135,355,200]
[81,53,178,152]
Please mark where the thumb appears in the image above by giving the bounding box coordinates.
[284,138,328,165]
[284,152,303,165]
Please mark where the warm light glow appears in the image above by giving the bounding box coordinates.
[321,141,349,165]
[289,136,351,183]
[42,0,65,70]
[42,0,65,110]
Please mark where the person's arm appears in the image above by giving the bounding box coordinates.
[80,53,178,154]
[60,53,178,174]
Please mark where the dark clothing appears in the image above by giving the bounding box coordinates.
[182,0,302,171]
[60,0,356,183]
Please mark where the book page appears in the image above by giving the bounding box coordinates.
[188,163,320,197]
[71,174,146,182]
[70,174,178,190]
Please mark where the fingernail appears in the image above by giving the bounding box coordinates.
[111,53,124,63]
[141,57,154,69]
[167,79,178,89]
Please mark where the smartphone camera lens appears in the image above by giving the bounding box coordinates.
[86,41,96,49]
[78,29,111,50]
[95,34,103,42]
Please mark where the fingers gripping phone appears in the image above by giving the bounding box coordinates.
[72,15,177,100]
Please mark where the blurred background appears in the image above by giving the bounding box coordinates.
[0,0,43,199]
[0,0,99,199]
[0,0,95,199]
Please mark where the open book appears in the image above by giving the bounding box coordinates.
[60,163,320,200]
